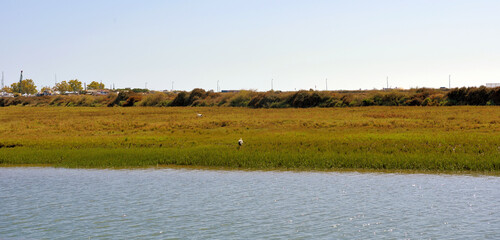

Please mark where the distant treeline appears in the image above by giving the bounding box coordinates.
[1,87,499,107]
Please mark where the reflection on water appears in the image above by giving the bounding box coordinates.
[0,168,499,239]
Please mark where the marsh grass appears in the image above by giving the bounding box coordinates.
[0,106,499,172]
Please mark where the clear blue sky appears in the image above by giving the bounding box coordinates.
[1,0,500,91]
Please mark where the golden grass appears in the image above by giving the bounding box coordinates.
[0,106,499,172]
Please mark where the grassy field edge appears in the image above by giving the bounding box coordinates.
[1,147,499,173]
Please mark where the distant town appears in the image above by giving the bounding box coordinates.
[1,70,500,99]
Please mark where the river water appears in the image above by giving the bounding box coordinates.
[0,168,499,239]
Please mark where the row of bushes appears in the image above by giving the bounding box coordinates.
[166,87,500,107]
[1,87,499,107]
[447,86,500,105]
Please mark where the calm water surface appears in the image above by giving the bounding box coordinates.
[0,168,499,239]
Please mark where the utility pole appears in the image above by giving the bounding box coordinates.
[19,70,23,93]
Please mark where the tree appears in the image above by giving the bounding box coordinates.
[54,81,71,93]
[1,86,13,93]
[40,86,52,93]
[11,79,37,94]
[68,79,83,92]
[87,81,105,90]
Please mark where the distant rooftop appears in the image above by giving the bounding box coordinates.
[485,83,500,88]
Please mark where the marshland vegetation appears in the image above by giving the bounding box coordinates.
[1,86,499,108]
[0,106,499,172]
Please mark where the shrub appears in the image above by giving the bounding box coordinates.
[286,91,327,108]
[170,91,189,106]
[122,95,142,106]
[138,92,168,106]
[361,98,374,106]
[465,86,490,105]
[447,87,494,106]
[447,87,467,105]
[229,93,251,107]
[187,88,207,105]
[248,92,283,108]
[490,87,500,105]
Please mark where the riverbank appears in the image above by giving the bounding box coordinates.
[1,106,499,172]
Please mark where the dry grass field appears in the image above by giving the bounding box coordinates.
[1,106,499,172]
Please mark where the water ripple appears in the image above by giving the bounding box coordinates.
[0,168,499,239]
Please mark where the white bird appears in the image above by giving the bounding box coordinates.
[238,138,243,146]
[197,113,203,117]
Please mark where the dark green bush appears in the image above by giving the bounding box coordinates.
[170,91,189,106]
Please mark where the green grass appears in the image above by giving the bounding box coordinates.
[0,106,499,173]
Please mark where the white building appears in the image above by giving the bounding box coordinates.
[0,92,14,97]
[486,83,500,88]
